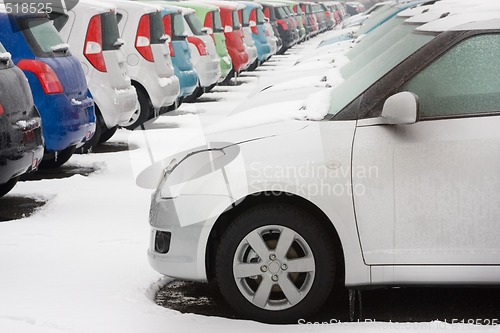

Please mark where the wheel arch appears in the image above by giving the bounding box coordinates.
[205,191,345,286]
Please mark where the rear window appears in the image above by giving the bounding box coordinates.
[275,7,287,19]
[213,11,223,32]
[185,13,203,36]
[256,8,265,25]
[101,12,121,51]
[150,12,166,44]
[232,10,241,29]
[239,9,248,27]
[21,18,67,57]
[173,13,185,38]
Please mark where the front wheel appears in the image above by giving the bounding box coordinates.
[215,203,336,323]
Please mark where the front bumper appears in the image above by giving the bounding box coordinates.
[148,193,232,281]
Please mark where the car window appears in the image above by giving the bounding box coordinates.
[150,12,166,44]
[0,42,6,53]
[403,34,500,119]
[239,9,249,27]
[256,8,265,25]
[172,13,185,37]
[276,7,287,19]
[185,13,203,35]
[328,32,434,116]
[341,20,417,78]
[213,11,223,32]
[23,18,66,56]
[356,4,394,35]
[232,10,241,29]
[48,12,69,32]
[101,12,121,51]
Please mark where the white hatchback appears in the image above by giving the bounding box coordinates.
[51,0,138,150]
[107,0,180,129]
[147,11,500,324]
[179,6,221,96]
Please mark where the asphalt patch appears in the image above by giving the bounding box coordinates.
[0,196,46,222]
[156,281,500,324]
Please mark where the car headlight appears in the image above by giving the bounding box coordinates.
[157,143,242,199]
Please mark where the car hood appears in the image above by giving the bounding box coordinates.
[135,105,313,189]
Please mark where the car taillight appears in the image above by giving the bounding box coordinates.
[251,25,258,35]
[277,19,288,31]
[17,60,64,95]
[168,42,175,57]
[0,103,4,116]
[136,14,154,62]
[84,15,107,72]
[187,36,208,56]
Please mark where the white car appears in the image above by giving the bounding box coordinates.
[263,20,278,57]
[147,12,500,323]
[178,6,221,97]
[107,0,180,129]
[50,0,137,150]
[237,2,259,71]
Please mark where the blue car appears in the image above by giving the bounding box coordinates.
[0,11,95,168]
[160,5,199,103]
[242,1,272,65]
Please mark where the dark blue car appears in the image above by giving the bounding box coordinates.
[161,6,199,103]
[0,11,95,168]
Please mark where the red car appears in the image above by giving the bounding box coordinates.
[200,0,249,75]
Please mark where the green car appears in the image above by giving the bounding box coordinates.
[174,1,233,82]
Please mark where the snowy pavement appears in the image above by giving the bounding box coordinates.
[0,30,498,333]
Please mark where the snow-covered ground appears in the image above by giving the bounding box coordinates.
[0,30,497,333]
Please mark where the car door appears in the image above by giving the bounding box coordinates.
[352,32,500,266]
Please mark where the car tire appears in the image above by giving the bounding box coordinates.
[0,177,19,197]
[98,126,118,144]
[76,112,103,154]
[123,87,151,130]
[39,145,76,169]
[215,202,335,324]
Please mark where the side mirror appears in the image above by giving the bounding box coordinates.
[224,25,233,33]
[381,91,419,125]
[201,27,213,35]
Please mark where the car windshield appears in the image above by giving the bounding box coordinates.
[150,12,166,44]
[232,10,241,29]
[256,8,265,24]
[101,12,121,51]
[347,16,404,59]
[328,32,435,116]
[355,4,395,35]
[24,18,66,55]
[185,13,203,35]
[341,20,419,78]
[173,13,185,37]
[213,11,223,32]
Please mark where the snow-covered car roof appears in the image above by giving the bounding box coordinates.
[106,0,163,14]
[417,12,500,33]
